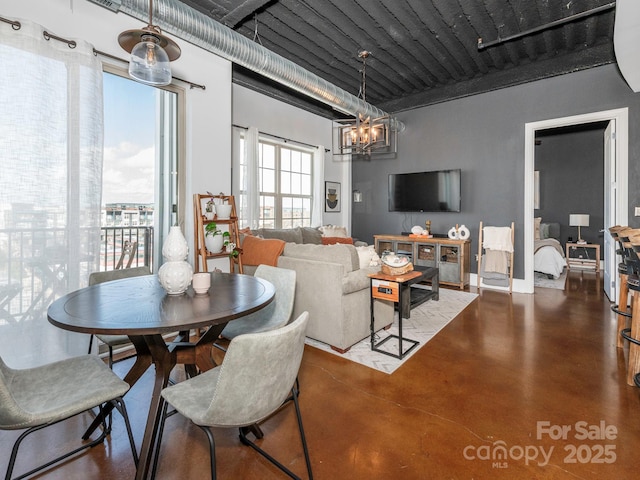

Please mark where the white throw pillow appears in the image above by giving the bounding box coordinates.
[356,245,381,269]
[320,225,348,238]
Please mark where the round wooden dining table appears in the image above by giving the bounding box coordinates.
[47,272,275,480]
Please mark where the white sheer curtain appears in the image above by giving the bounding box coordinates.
[0,20,103,367]
[233,126,260,229]
[312,145,325,226]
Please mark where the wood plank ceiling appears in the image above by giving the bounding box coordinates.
[178,0,616,119]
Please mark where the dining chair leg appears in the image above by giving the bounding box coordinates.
[198,426,217,480]
[151,401,170,479]
[5,408,111,480]
[238,386,313,480]
[292,386,313,480]
[111,397,139,467]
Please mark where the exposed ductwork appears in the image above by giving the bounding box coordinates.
[102,0,404,132]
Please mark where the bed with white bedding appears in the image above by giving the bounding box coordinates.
[534,221,567,279]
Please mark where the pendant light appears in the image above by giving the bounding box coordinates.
[336,51,393,156]
[117,0,181,86]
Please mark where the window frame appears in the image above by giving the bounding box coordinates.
[240,135,314,229]
[101,63,186,270]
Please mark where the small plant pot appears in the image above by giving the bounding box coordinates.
[215,204,232,219]
[205,234,224,253]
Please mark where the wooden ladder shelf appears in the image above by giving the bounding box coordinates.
[193,194,243,274]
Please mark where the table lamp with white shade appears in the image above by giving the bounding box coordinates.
[569,214,589,244]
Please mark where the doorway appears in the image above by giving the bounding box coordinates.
[524,108,629,296]
[102,66,184,273]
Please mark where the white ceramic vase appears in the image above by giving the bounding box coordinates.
[158,226,193,295]
[162,226,189,262]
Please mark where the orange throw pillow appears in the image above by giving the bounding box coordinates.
[321,237,354,245]
[242,235,285,266]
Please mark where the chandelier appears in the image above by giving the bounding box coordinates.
[336,51,395,156]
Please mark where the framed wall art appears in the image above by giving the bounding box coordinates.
[325,181,341,212]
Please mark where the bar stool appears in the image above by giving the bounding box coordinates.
[621,233,640,386]
[610,226,633,348]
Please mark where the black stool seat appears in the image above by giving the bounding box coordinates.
[628,275,640,290]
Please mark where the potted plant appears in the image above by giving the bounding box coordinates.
[223,231,239,258]
[204,222,224,253]
[215,198,233,219]
[204,198,215,220]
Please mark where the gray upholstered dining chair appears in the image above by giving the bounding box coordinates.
[153,312,313,480]
[87,265,152,367]
[0,354,138,479]
[220,264,296,340]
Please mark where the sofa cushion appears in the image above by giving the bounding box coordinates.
[319,225,348,238]
[253,227,304,244]
[356,245,382,268]
[321,236,353,245]
[282,243,359,273]
[242,236,286,266]
[300,227,323,244]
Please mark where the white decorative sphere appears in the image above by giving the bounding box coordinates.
[158,260,193,295]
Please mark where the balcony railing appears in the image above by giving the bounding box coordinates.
[99,226,153,271]
[0,226,153,324]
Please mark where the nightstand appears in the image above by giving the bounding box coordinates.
[565,243,600,272]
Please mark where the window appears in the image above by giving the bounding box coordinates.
[238,136,313,229]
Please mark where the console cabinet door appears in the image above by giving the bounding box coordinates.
[438,245,461,284]
[415,242,437,269]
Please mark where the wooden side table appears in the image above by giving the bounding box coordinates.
[566,243,600,272]
[368,267,439,359]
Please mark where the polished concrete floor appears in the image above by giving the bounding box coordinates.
[2,270,640,479]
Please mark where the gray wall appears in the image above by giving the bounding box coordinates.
[352,64,640,278]
[535,127,605,258]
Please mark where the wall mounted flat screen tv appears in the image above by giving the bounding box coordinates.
[388,169,461,212]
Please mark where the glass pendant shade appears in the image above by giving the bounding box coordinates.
[129,34,172,86]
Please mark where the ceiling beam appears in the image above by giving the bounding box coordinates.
[220,0,274,29]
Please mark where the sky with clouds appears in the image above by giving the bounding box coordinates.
[102,72,156,205]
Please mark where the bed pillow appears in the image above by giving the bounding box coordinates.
[534,217,542,240]
[539,222,560,240]
[540,223,550,239]
[547,222,561,240]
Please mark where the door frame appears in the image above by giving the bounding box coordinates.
[523,108,629,294]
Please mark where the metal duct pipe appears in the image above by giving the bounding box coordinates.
[114,0,405,132]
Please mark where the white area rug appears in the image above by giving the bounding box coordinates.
[305,288,478,374]
[534,269,567,290]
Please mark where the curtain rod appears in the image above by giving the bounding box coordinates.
[94,49,205,90]
[233,124,330,152]
[0,15,205,90]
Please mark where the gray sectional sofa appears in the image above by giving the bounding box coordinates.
[243,227,394,352]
